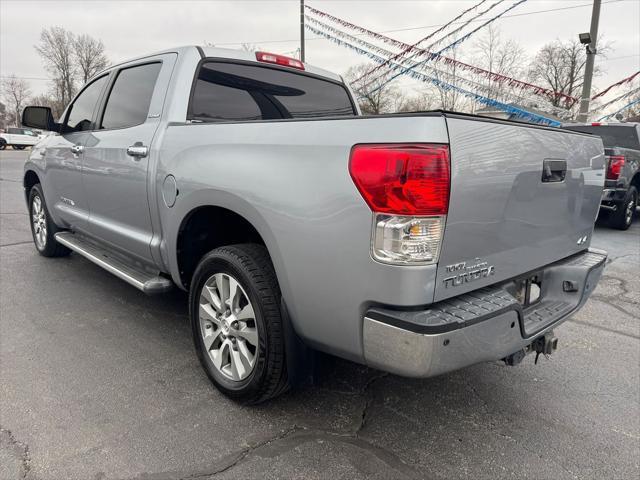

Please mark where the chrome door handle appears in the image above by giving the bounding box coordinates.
[70,144,84,155]
[126,143,148,159]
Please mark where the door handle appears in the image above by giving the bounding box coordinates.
[70,144,84,155]
[127,143,148,159]
[541,159,567,183]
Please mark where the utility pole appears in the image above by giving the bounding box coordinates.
[577,0,602,122]
[300,0,305,62]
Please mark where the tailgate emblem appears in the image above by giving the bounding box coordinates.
[443,258,495,288]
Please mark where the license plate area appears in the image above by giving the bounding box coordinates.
[510,274,542,308]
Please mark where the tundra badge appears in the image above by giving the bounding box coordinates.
[443,258,496,288]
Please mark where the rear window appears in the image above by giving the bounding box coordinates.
[189,61,355,122]
[564,125,640,150]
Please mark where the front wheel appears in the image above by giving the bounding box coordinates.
[189,244,289,404]
[609,186,637,230]
[14,145,26,150]
[28,184,71,257]
[0,139,7,150]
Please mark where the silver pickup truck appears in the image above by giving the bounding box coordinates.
[22,46,607,404]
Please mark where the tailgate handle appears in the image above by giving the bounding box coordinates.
[542,159,566,183]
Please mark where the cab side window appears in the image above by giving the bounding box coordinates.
[100,63,161,130]
[64,75,109,133]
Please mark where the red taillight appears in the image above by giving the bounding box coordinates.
[255,51,304,70]
[349,144,450,215]
[591,122,602,126]
[606,155,625,180]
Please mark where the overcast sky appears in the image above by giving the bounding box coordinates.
[1,0,639,104]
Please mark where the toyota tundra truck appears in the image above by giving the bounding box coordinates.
[21,46,607,404]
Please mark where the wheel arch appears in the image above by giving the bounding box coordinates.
[172,201,288,300]
[23,169,41,203]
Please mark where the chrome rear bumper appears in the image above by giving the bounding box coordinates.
[363,248,607,377]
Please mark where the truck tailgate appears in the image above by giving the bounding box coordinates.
[434,115,605,302]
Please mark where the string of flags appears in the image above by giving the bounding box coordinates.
[598,98,640,121]
[305,3,576,105]
[592,71,640,100]
[305,15,570,119]
[355,0,492,83]
[592,86,640,112]
[365,0,530,99]
[305,23,561,127]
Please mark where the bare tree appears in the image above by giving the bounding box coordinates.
[529,38,608,110]
[35,26,77,107]
[74,34,109,84]
[344,63,406,114]
[1,75,32,127]
[0,101,8,130]
[430,47,468,111]
[397,92,436,112]
[471,26,526,103]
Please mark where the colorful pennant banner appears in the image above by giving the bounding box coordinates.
[598,98,640,121]
[592,71,640,100]
[306,15,569,118]
[305,4,576,104]
[357,0,494,82]
[305,23,561,126]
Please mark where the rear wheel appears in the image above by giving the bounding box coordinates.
[28,184,71,257]
[609,186,637,230]
[189,244,289,404]
[0,139,6,150]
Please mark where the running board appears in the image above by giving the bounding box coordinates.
[54,232,173,295]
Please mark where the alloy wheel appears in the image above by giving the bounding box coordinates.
[31,194,47,250]
[198,273,259,381]
[625,195,636,227]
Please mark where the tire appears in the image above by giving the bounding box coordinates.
[28,184,71,257]
[14,145,26,150]
[189,244,289,404]
[609,186,637,230]
[0,139,6,150]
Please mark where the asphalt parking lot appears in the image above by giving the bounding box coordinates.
[1,149,638,480]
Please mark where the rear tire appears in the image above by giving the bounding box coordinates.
[609,186,637,230]
[28,184,71,257]
[189,244,289,404]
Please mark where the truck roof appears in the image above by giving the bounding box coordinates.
[97,45,344,84]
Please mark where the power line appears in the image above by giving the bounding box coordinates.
[210,0,628,46]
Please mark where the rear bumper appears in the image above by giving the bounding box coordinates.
[362,248,607,377]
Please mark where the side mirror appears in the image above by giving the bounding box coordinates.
[22,106,60,132]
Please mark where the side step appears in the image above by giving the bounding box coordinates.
[54,232,173,295]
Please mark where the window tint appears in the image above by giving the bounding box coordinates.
[7,128,20,134]
[190,62,355,122]
[564,125,640,150]
[101,63,161,130]
[65,75,109,132]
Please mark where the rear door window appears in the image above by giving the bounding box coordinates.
[100,62,162,130]
[189,61,355,122]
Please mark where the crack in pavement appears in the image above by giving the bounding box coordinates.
[591,294,639,318]
[354,372,388,435]
[0,240,33,248]
[128,373,418,480]
[0,427,32,480]
[567,318,640,340]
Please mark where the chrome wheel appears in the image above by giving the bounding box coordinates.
[31,194,47,250]
[625,196,635,226]
[198,273,259,381]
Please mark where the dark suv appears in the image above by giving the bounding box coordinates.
[564,122,640,230]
